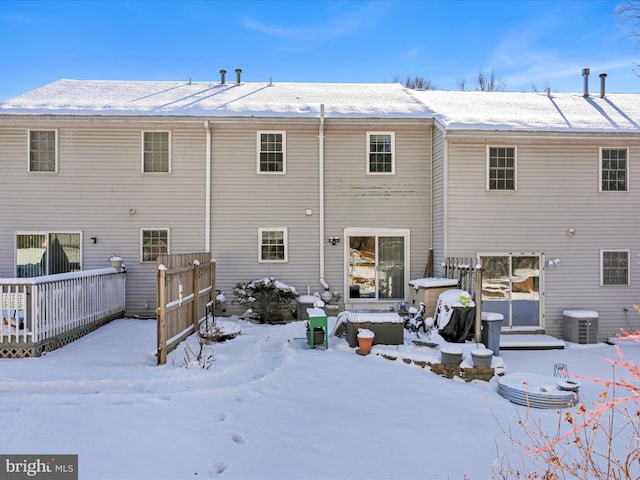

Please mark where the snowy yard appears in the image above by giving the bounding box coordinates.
[0,317,638,479]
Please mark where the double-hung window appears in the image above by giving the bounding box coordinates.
[257,132,286,173]
[258,228,288,262]
[28,130,58,172]
[487,146,516,190]
[16,232,81,277]
[601,250,630,286]
[600,148,628,192]
[142,131,171,173]
[367,132,395,174]
[141,229,169,262]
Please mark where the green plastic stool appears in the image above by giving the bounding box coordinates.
[306,307,328,349]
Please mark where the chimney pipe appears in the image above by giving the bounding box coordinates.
[599,73,607,98]
[220,69,226,84]
[545,87,551,97]
[582,68,590,97]
[235,68,242,84]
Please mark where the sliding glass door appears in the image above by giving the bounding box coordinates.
[479,254,541,328]
[346,229,409,302]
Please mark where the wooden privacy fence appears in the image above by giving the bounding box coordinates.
[156,253,216,365]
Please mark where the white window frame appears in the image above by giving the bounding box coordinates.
[258,227,288,263]
[257,131,286,174]
[600,249,630,286]
[140,228,170,262]
[141,131,172,174]
[486,145,517,191]
[366,132,395,175]
[27,129,59,173]
[15,231,82,277]
[599,147,629,192]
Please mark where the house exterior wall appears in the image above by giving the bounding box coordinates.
[443,131,640,340]
[210,119,433,311]
[0,117,208,316]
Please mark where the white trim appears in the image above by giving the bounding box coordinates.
[258,227,288,263]
[366,131,395,175]
[140,228,170,262]
[600,249,630,286]
[486,145,517,191]
[141,130,172,174]
[256,131,286,175]
[27,129,58,173]
[599,146,629,192]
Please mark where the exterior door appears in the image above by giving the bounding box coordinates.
[479,254,542,328]
[346,229,408,302]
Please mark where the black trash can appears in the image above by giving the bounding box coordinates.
[481,312,503,356]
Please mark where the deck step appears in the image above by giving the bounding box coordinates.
[500,334,565,350]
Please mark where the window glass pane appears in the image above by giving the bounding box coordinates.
[259,133,283,172]
[601,149,627,191]
[29,131,56,172]
[368,134,393,173]
[143,230,168,261]
[488,147,515,190]
[260,230,285,260]
[16,234,47,277]
[603,251,628,285]
[143,132,169,172]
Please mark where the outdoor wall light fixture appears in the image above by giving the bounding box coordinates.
[567,228,575,237]
[328,237,341,245]
[90,237,97,244]
[547,258,561,268]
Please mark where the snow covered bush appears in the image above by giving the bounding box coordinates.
[232,278,298,324]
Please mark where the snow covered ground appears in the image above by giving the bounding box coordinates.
[0,317,638,479]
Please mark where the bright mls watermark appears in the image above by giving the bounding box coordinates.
[0,455,77,480]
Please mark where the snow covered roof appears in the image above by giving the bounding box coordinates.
[411,90,640,133]
[0,79,427,118]
[1,78,639,133]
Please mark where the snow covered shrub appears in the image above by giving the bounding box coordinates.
[232,278,298,324]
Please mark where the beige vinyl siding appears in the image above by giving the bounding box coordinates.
[323,121,432,301]
[445,134,640,339]
[0,119,207,316]
[210,121,321,300]
[431,126,446,277]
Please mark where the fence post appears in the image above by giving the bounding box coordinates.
[474,262,483,343]
[192,261,200,334]
[157,266,167,365]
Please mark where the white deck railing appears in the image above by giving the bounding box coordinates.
[0,268,126,344]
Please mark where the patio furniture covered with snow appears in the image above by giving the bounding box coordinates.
[434,289,476,343]
[335,311,404,347]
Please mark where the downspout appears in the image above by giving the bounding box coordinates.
[204,120,211,252]
[319,104,328,290]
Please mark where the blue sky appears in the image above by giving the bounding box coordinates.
[0,0,638,101]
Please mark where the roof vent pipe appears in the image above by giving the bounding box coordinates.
[545,87,551,97]
[599,73,607,98]
[220,69,226,84]
[235,68,242,84]
[582,68,590,97]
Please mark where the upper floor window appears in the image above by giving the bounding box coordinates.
[600,148,628,192]
[487,146,516,190]
[28,130,58,172]
[16,232,81,277]
[141,229,169,262]
[143,131,171,173]
[367,132,395,174]
[258,228,288,262]
[601,250,629,286]
[257,132,286,174]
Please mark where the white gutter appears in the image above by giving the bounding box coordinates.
[319,104,328,289]
[204,120,211,252]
